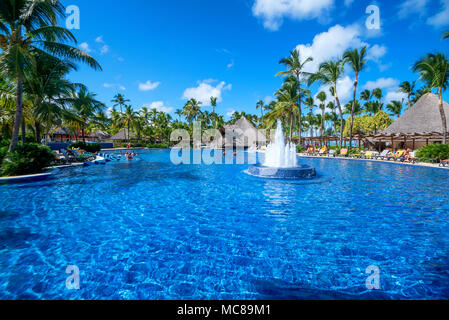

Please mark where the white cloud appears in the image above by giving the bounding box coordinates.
[363,78,399,91]
[295,24,367,73]
[103,83,126,91]
[100,45,110,55]
[144,101,173,114]
[398,0,428,18]
[344,0,354,6]
[118,57,124,62]
[79,42,91,53]
[138,80,160,91]
[252,0,334,31]
[182,80,232,106]
[226,110,237,118]
[385,91,407,104]
[95,36,105,44]
[367,44,387,62]
[95,36,110,55]
[227,60,235,69]
[427,0,449,27]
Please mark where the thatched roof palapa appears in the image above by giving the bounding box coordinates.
[383,93,449,135]
[108,128,136,140]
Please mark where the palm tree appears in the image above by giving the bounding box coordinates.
[0,0,101,152]
[443,30,449,40]
[210,96,218,128]
[175,109,183,121]
[413,53,449,143]
[344,100,363,116]
[71,88,104,142]
[182,98,202,126]
[343,46,367,149]
[397,81,416,109]
[304,96,316,138]
[276,49,313,145]
[119,105,138,142]
[256,99,265,124]
[364,101,381,116]
[372,88,383,109]
[273,81,299,140]
[139,107,151,125]
[316,91,326,137]
[111,94,129,114]
[308,59,345,147]
[386,101,403,118]
[360,89,372,103]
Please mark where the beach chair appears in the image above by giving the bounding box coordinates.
[363,151,374,159]
[407,151,420,164]
[386,150,405,161]
[340,148,348,157]
[328,150,336,157]
[318,146,328,156]
[306,147,314,155]
[439,159,449,167]
[375,150,390,160]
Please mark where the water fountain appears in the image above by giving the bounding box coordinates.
[247,120,316,179]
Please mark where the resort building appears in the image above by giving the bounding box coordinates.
[372,93,449,150]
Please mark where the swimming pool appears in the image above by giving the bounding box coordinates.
[1,149,448,299]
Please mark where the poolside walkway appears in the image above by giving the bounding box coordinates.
[298,153,449,170]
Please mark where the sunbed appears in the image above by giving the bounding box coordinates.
[375,150,390,160]
[340,148,348,157]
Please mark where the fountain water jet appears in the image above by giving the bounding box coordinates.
[247,120,316,179]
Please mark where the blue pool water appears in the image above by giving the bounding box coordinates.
[0,149,449,300]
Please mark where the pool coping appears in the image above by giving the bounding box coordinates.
[0,172,53,182]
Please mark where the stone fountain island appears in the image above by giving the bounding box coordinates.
[247,120,316,179]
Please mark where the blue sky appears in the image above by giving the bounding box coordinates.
[62,0,449,119]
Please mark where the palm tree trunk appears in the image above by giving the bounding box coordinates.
[297,79,302,146]
[438,88,447,144]
[334,85,344,148]
[35,121,41,143]
[289,115,293,141]
[128,122,130,143]
[321,106,325,137]
[82,127,86,143]
[349,74,358,149]
[21,117,26,144]
[9,76,23,152]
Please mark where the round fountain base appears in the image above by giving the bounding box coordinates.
[247,164,317,179]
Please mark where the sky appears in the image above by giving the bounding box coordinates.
[62,0,449,119]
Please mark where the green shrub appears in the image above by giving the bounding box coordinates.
[0,143,56,177]
[416,143,449,162]
[69,141,102,153]
[147,143,169,149]
[296,145,305,153]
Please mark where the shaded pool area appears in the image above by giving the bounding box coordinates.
[0,149,448,299]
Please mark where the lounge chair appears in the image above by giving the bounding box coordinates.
[328,150,336,157]
[375,150,390,160]
[318,147,328,156]
[406,152,420,164]
[386,150,405,161]
[362,151,374,159]
[340,148,348,157]
[439,159,449,167]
